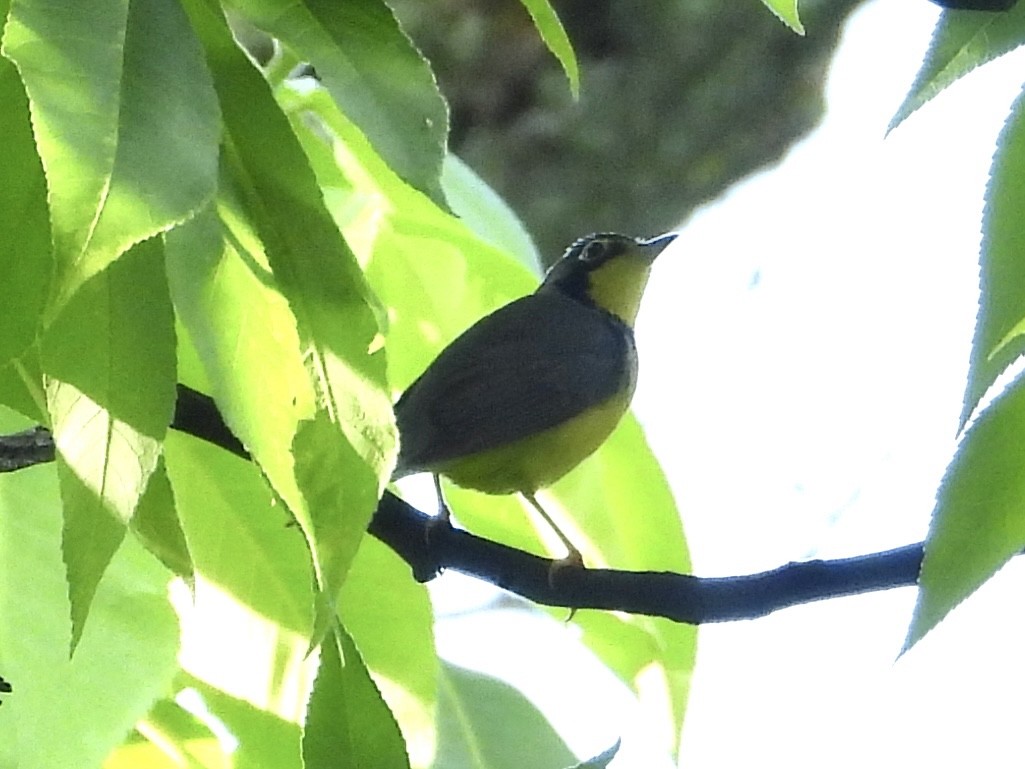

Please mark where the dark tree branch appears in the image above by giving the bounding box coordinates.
[172,386,248,459]
[369,491,924,622]
[0,384,926,623]
[0,426,55,471]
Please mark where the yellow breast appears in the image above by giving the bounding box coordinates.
[434,383,636,495]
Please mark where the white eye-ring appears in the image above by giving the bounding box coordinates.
[580,239,607,263]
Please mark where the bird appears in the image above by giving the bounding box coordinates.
[392,231,677,565]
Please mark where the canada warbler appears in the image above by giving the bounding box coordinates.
[392,232,676,563]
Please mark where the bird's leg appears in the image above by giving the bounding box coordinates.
[423,474,455,552]
[432,473,452,523]
[523,492,585,581]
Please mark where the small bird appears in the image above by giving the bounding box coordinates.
[392,232,676,564]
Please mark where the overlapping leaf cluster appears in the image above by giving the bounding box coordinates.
[892,4,1025,649]
[0,0,691,767]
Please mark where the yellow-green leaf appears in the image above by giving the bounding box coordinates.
[960,84,1025,427]
[3,0,220,310]
[891,3,1025,131]
[41,238,176,651]
[906,371,1025,650]
[518,0,581,97]
[759,0,804,34]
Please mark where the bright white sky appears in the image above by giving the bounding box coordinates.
[434,2,1025,766]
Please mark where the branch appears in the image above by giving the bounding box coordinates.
[0,385,925,623]
[0,426,55,471]
[370,491,923,622]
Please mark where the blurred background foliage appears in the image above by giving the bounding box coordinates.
[390,0,868,259]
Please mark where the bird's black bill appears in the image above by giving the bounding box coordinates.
[637,233,677,257]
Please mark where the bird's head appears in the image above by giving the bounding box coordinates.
[540,232,677,325]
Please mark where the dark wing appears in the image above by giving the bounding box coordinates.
[394,291,635,475]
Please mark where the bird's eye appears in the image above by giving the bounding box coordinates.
[580,240,607,263]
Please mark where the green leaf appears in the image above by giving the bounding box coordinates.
[2,0,221,311]
[165,431,322,762]
[446,418,694,750]
[164,431,314,637]
[0,348,46,424]
[292,410,380,611]
[52,455,129,653]
[41,237,177,650]
[106,698,222,769]
[890,3,1025,130]
[435,662,576,769]
[339,537,437,769]
[130,457,194,584]
[182,0,397,608]
[164,432,420,768]
[0,57,51,366]
[758,0,804,34]
[441,153,541,273]
[165,197,313,544]
[278,82,531,388]
[302,624,410,769]
[906,371,1025,651]
[0,406,179,769]
[571,741,621,769]
[227,0,449,208]
[960,85,1025,427]
[278,83,537,392]
[182,675,307,769]
[518,0,581,97]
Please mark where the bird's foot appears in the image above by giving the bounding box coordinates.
[547,547,585,620]
[423,502,453,552]
[420,485,455,578]
[547,547,585,588]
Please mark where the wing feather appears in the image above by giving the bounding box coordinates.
[394,291,634,475]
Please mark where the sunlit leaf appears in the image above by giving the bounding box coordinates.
[166,430,319,759]
[759,0,804,34]
[906,371,1025,650]
[181,0,396,612]
[292,410,380,609]
[130,458,194,585]
[446,420,694,753]
[183,676,306,769]
[104,697,225,769]
[278,83,536,394]
[890,3,1025,130]
[0,348,45,423]
[227,0,449,208]
[441,153,541,273]
[0,57,50,366]
[960,84,1025,427]
[0,406,179,769]
[340,537,437,769]
[436,662,576,769]
[164,431,314,638]
[518,0,581,97]
[41,238,176,650]
[165,198,313,553]
[302,624,410,769]
[2,0,220,309]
